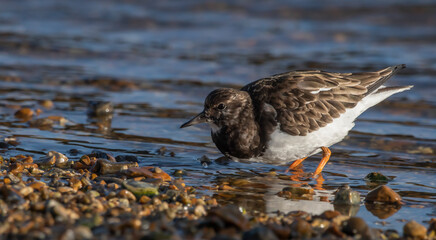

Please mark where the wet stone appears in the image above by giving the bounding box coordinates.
[173,169,187,177]
[4,137,19,146]
[36,151,69,168]
[334,185,360,205]
[9,162,25,175]
[80,155,92,166]
[384,229,400,239]
[365,172,389,182]
[46,199,79,222]
[194,204,207,217]
[19,186,34,197]
[199,155,212,167]
[290,219,313,239]
[6,173,21,184]
[89,150,116,162]
[14,108,34,119]
[207,205,249,231]
[429,218,436,236]
[73,226,93,239]
[117,189,137,201]
[278,185,314,200]
[29,118,55,128]
[115,155,138,163]
[38,100,54,109]
[215,156,231,165]
[365,185,402,204]
[342,217,370,238]
[403,220,427,240]
[123,166,171,181]
[87,101,113,117]
[156,146,167,155]
[122,180,158,198]
[311,218,331,231]
[68,149,80,156]
[93,159,138,175]
[0,142,8,149]
[243,226,279,240]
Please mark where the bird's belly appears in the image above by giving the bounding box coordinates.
[260,110,358,164]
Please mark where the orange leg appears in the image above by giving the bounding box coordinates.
[285,157,307,173]
[313,147,331,176]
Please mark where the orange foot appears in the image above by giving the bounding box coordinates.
[285,146,332,176]
[313,146,331,176]
[285,157,307,173]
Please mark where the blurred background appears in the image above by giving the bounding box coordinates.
[0,0,435,231]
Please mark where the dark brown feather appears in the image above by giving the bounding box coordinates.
[241,64,406,136]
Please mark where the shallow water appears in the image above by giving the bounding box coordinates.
[0,0,435,232]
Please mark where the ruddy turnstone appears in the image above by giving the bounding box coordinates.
[181,65,412,175]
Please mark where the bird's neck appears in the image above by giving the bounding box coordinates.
[211,105,263,159]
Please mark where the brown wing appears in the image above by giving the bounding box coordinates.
[241,64,405,136]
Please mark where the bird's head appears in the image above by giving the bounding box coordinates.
[180,88,251,130]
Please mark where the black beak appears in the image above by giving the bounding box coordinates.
[180,111,208,128]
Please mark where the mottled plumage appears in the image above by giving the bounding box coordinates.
[181,65,412,174]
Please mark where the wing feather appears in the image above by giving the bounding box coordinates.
[241,65,405,136]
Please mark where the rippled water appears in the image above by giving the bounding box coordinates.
[1,0,435,232]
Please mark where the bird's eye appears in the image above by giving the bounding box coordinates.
[217,103,226,110]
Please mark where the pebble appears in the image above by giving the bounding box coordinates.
[156,146,167,155]
[198,155,212,166]
[194,204,206,217]
[277,185,314,200]
[38,100,54,109]
[365,172,389,182]
[334,185,361,205]
[123,166,171,181]
[87,101,114,117]
[403,220,427,240]
[384,229,400,239]
[365,185,402,204]
[14,108,34,119]
[58,186,75,193]
[117,189,137,201]
[311,218,331,230]
[46,199,79,221]
[342,217,370,238]
[19,187,34,197]
[122,180,158,198]
[73,226,93,239]
[429,218,436,237]
[290,219,313,239]
[80,155,92,165]
[115,155,138,163]
[93,159,138,175]
[37,151,69,168]
[173,169,187,177]
[89,150,116,162]
[0,148,432,239]
[9,163,24,175]
[243,227,279,240]
[69,177,83,191]
[207,205,249,230]
[139,195,151,204]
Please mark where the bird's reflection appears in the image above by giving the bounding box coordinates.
[212,165,340,216]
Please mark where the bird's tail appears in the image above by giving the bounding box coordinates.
[365,64,407,95]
